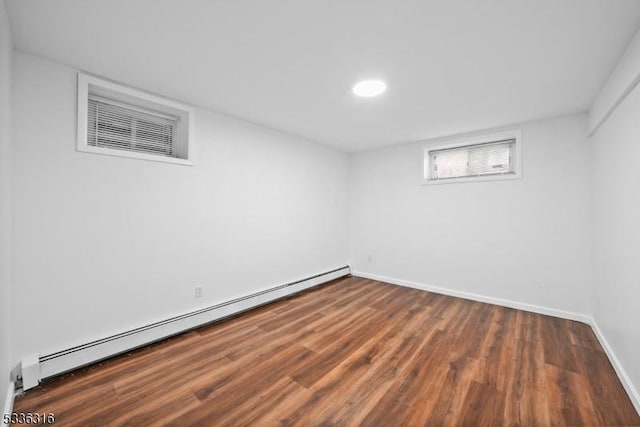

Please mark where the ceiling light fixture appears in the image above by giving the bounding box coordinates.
[352,79,387,97]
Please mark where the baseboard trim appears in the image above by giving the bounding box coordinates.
[2,382,15,426]
[33,266,350,388]
[589,320,640,415]
[352,271,591,323]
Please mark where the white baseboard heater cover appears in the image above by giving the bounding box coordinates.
[32,266,350,389]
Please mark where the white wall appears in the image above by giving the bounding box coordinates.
[0,0,13,412]
[591,76,640,406]
[10,52,349,364]
[349,114,592,316]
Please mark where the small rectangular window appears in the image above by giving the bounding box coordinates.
[87,95,178,157]
[424,131,521,184]
[77,74,194,165]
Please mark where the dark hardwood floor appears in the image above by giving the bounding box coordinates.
[13,276,640,426]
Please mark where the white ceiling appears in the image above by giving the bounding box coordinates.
[6,0,640,152]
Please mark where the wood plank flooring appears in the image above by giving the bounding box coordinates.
[14,276,640,426]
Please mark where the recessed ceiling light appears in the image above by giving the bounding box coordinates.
[352,79,387,97]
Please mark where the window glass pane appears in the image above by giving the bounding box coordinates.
[468,143,511,175]
[428,139,515,181]
[88,97,177,158]
[431,149,469,179]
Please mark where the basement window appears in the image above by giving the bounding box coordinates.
[77,74,194,165]
[423,130,522,184]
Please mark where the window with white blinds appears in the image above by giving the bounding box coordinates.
[87,95,178,157]
[424,132,521,184]
[77,73,194,165]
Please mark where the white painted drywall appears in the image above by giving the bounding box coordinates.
[0,0,13,413]
[10,52,349,365]
[589,27,640,135]
[591,79,640,404]
[349,114,592,316]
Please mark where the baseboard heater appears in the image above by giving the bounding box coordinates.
[24,266,350,390]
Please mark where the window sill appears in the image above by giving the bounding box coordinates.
[77,145,194,166]
[422,173,521,185]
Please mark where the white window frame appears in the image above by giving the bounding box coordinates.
[77,73,195,166]
[422,129,522,185]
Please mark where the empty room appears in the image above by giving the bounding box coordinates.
[1,0,640,425]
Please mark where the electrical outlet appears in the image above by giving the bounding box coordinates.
[368,255,373,262]
[195,286,203,298]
